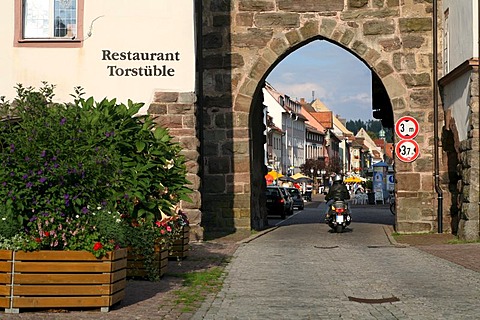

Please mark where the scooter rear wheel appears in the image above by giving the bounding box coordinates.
[336,224,343,233]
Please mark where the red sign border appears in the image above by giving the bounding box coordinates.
[395,116,419,140]
[395,139,420,163]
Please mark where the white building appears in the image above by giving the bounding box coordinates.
[263,83,306,175]
[439,0,479,240]
[355,128,384,164]
[0,1,195,112]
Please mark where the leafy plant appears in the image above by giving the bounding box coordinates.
[0,83,191,258]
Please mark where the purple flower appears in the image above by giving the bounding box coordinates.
[9,144,15,153]
[40,150,46,158]
[39,177,47,183]
[22,174,28,180]
[60,118,66,125]
[1,182,6,187]
[9,172,14,177]
[29,216,37,222]
[81,207,88,214]
[37,170,43,175]
[26,182,33,188]
[24,156,30,162]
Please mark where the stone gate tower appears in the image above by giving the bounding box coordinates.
[149,0,479,241]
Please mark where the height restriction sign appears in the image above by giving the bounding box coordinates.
[395,139,420,162]
[395,116,419,140]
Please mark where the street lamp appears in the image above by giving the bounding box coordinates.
[316,169,321,193]
[310,168,315,194]
[320,169,327,190]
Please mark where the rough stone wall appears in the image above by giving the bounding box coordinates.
[201,0,439,235]
[147,92,203,241]
[457,68,480,241]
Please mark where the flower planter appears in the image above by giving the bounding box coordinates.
[0,248,127,313]
[169,225,190,260]
[127,245,168,279]
[0,250,13,309]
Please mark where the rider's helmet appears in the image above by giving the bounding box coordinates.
[333,174,343,183]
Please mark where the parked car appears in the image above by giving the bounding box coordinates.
[265,186,289,219]
[280,187,294,215]
[287,187,304,210]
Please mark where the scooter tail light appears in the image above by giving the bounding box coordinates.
[336,208,345,213]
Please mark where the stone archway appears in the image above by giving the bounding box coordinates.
[198,0,440,238]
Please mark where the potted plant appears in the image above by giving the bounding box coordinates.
[0,83,191,311]
[168,210,190,260]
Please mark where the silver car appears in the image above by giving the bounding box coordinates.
[287,187,304,210]
[279,187,294,215]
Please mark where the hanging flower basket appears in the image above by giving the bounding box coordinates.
[169,225,190,260]
[0,248,127,313]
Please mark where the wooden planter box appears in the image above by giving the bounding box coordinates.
[127,245,168,279]
[0,250,13,309]
[0,248,127,313]
[169,225,190,260]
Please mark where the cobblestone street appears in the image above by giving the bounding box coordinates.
[194,202,480,320]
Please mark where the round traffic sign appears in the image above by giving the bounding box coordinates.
[395,139,420,162]
[395,116,419,140]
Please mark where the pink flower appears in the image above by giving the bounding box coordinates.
[166,226,172,232]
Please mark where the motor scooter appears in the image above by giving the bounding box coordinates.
[325,200,351,233]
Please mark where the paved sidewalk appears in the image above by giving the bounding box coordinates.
[0,240,241,320]
[388,229,480,273]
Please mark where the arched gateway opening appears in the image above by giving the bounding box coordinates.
[250,38,394,230]
[198,1,442,240]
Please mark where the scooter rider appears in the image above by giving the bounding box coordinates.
[325,174,350,221]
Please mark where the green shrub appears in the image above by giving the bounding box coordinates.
[0,83,191,258]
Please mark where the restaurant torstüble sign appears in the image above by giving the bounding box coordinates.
[102,49,181,77]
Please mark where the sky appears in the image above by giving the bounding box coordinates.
[266,40,374,122]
